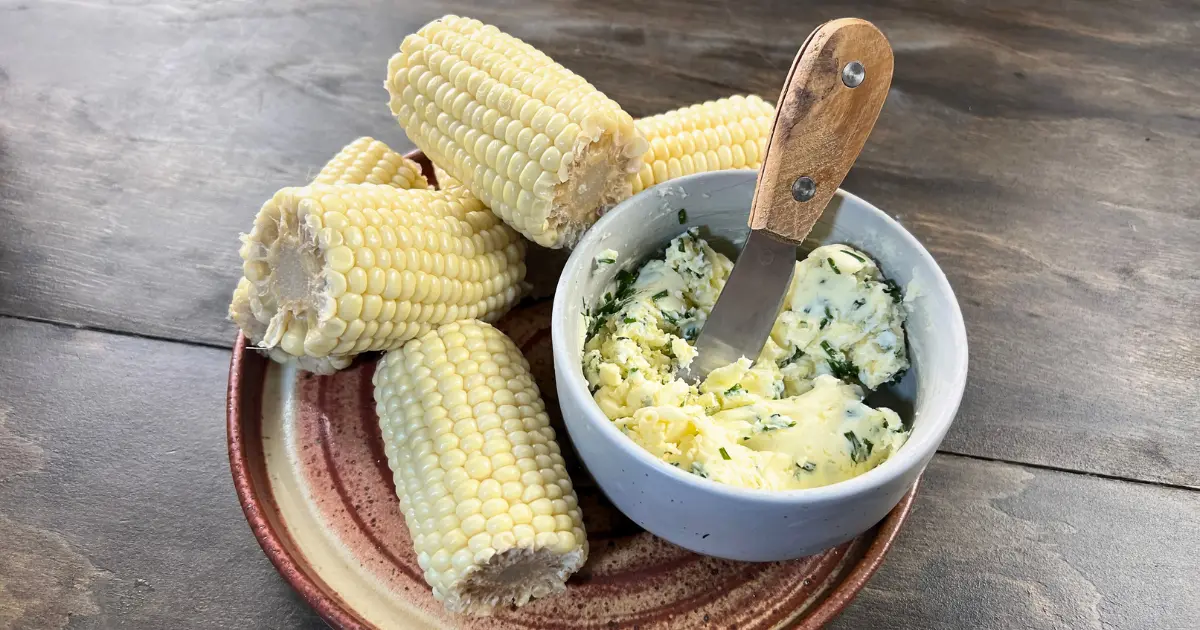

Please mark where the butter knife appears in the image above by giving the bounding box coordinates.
[680,18,894,383]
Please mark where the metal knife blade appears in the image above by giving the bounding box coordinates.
[676,229,796,383]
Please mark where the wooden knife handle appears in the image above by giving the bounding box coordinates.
[748,18,894,243]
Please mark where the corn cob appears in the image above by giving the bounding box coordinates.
[632,94,775,194]
[235,184,526,374]
[386,15,647,249]
[232,137,436,373]
[314,136,430,189]
[374,320,585,614]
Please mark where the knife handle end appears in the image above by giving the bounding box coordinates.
[749,18,894,244]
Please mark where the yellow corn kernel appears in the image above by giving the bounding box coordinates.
[233,184,526,374]
[433,163,464,192]
[314,136,430,189]
[373,320,586,614]
[386,15,647,248]
[632,94,775,194]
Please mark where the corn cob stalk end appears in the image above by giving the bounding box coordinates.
[231,277,353,374]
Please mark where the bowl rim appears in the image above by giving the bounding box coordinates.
[551,169,969,504]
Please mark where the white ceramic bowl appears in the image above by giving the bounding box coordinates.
[551,170,968,561]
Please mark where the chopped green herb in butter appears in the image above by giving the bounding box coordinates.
[582,231,910,491]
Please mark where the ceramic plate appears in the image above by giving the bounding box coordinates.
[226,155,917,629]
[228,300,916,629]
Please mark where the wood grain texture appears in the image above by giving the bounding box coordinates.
[833,455,1200,630]
[2,316,1193,628]
[0,0,1194,506]
[0,317,324,629]
[750,18,893,242]
[3,2,1197,625]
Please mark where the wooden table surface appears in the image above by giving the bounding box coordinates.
[2,0,1197,628]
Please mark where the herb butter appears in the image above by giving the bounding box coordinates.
[582,229,911,491]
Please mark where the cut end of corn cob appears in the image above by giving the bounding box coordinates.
[386,14,647,248]
[231,277,351,373]
[315,136,430,189]
[234,184,527,373]
[373,320,586,614]
[231,137,438,373]
[453,540,585,614]
[632,94,775,194]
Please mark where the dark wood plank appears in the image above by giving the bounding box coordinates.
[2,316,1194,628]
[835,456,1200,630]
[0,0,1196,488]
[0,317,323,629]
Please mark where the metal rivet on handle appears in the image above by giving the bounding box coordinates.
[842,61,865,88]
[792,176,816,202]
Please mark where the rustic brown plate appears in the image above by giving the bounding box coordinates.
[226,154,917,629]
[227,299,917,630]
